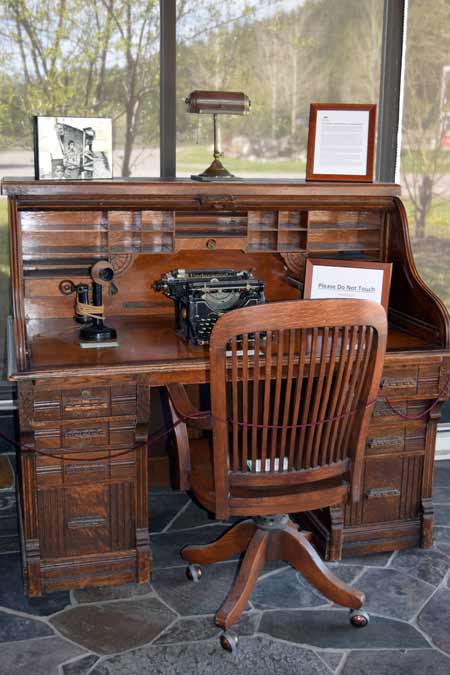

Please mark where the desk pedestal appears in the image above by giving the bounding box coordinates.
[301,353,449,561]
[17,376,150,597]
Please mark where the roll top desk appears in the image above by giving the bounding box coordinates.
[3,178,449,596]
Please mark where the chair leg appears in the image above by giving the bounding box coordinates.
[181,519,257,565]
[280,526,364,609]
[215,528,269,630]
[167,397,191,491]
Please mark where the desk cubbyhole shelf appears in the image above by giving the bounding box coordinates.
[247,210,308,252]
[141,210,175,253]
[277,210,308,252]
[306,209,384,259]
[19,208,176,258]
[247,210,277,251]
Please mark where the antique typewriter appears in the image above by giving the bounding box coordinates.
[153,268,265,345]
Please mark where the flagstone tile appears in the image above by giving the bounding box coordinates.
[0,609,54,642]
[435,503,450,526]
[61,654,99,675]
[251,567,328,610]
[434,460,450,487]
[73,581,153,604]
[340,649,450,675]
[152,560,249,616]
[149,490,190,533]
[390,547,450,586]
[166,498,217,531]
[88,636,333,675]
[0,636,87,675]
[316,650,346,672]
[417,588,450,654]
[356,567,434,620]
[0,554,70,616]
[338,551,392,567]
[433,486,450,503]
[50,597,176,655]
[259,609,429,649]
[434,526,450,555]
[154,611,259,644]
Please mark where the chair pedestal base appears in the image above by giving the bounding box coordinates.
[182,516,365,630]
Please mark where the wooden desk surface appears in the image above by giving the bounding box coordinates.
[9,312,440,382]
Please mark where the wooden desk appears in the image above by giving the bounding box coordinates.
[3,178,450,596]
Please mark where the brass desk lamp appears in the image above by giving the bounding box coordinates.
[185,90,251,181]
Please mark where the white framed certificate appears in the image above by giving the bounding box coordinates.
[303,259,392,311]
[306,103,376,182]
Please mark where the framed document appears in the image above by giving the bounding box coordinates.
[306,103,376,182]
[304,259,392,311]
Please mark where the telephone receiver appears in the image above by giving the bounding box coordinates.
[59,260,118,344]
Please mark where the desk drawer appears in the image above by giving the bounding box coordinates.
[34,417,136,450]
[37,481,135,558]
[62,387,110,418]
[379,363,442,399]
[346,454,423,526]
[365,420,426,456]
[36,448,136,488]
[370,399,429,423]
[33,384,137,421]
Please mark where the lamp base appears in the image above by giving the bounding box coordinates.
[191,158,241,182]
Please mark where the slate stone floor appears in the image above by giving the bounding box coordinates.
[0,457,449,674]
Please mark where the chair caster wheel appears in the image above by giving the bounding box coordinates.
[186,564,202,582]
[220,630,238,653]
[350,609,369,627]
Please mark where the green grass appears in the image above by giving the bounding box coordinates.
[176,146,306,174]
[403,197,450,239]
[400,149,450,174]
[402,197,450,308]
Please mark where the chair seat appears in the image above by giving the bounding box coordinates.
[189,438,349,517]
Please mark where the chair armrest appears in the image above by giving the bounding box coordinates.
[166,384,212,430]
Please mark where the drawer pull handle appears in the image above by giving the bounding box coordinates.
[65,463,107,473]
[380,377,416,389]
[64,401,108,411]
[64,428,104,439]
[367,436,403,449]
[67,516,106,528]
[366,488,401,499]
[206,238,217,249]
[373,404,406,418]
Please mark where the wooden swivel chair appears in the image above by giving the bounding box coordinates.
[167,298,387,651]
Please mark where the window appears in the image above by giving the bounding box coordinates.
[401,0,450,312]
[176,0,384,178]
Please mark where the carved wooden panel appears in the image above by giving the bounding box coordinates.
[64,484,111,556]
[360,455,403,525]
[37,488,65,558]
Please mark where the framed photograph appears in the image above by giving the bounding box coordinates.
[33,115,113,180]
[306,103,376,182]
[304,258,392,311]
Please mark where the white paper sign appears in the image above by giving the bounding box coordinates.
[309,265,384,304]
[313,109,370,175]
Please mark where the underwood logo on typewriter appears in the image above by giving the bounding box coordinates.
[153,268,265,345]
